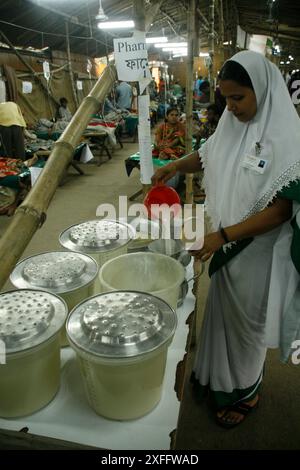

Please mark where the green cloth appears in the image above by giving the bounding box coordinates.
[128,138,197,167]
[129,152,171,168]
[35,131,61,141]
[190,371,262,408]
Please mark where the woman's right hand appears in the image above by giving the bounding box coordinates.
[151,162,178,185]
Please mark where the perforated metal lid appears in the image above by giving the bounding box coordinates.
[10,252,98,293]
[59,220,135,254]
[66,291,177,358]
[0,289,67,354]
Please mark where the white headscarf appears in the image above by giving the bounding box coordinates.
[201,50,300,230]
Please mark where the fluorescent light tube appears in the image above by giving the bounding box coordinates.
[97,21,135,29]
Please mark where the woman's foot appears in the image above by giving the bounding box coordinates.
[216,394,259,428]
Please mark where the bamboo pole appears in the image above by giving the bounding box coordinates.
[65,21,79,109]
[185,0,196,204]
[0,65,117,290]
[0,29,60,108]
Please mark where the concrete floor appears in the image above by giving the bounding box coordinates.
[0,142,141,291]
[1,142,300,449]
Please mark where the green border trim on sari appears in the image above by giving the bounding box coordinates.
[190,371,262,409]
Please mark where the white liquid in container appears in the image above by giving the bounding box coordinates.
[77,347,168,420]
[0,337,60,418]
[67,291,177,420]
[0,289,67,418]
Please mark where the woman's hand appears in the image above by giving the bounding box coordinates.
[189,231,224,262]
[151,161,178,185]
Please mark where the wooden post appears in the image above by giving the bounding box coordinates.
[65,21,79,109]
[0,29,60,108]
[0,65,117,290]
[185,0,196,204]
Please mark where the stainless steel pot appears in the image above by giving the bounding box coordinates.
[148,239,191,267]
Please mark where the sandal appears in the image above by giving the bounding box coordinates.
[216,398,259,429]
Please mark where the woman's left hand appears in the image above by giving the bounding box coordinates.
[189,231,225,262]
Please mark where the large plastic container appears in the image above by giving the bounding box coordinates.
[59,219,134,293]
[67,291,177,420]
[0,289,67,418]
[99,252,185,310]
[10,251,98,347]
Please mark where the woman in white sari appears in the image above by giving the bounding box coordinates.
[151,50,300,428]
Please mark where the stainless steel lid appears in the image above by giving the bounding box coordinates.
[66,291,177,359]
[59,220,135,254]
[0,289,67,355]
[10,252,98,294]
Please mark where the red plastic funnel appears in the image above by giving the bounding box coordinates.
[144,185,181,219]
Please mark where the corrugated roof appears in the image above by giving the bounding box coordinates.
[0,0,299,62]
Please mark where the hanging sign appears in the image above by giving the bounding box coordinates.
[22,81,32,94]
[76,80,83,90]
[113,30,151,91]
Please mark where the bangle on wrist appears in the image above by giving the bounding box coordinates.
[220,227,229,244]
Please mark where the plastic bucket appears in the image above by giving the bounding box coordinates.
[99,252,185,310]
